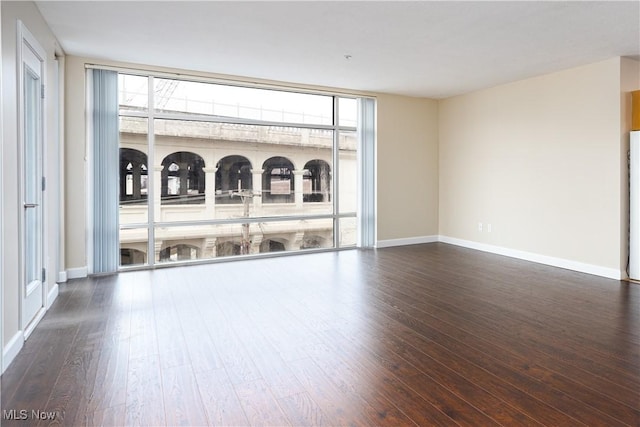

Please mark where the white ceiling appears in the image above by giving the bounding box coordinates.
[36,1,640,98]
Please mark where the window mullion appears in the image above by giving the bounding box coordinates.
[147,76,155,267]
[117,73,364,267]
[333,96,340,249]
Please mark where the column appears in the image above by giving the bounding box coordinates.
[204,237,217,259]
[251,169,264,214]
[154,166,163,222]
[154,240,163,264]
[293,170,304,209]
[250,234,263,255]
[203,167,217,216]
[132,164,142,199]
[293,231,305,250]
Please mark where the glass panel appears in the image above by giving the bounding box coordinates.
[154,78,333,126]
[24,67,40,284]
[120,228,149,267]
[153,119,333,221]
[116,71,368,267]
[155,223,241,263]
[339,217,357,247]
[119,74,148,114]
[154,218,334,264]
[338,131,357,214]
[339,97,357,128]
[25,207,39,284]
[119,117,149,224]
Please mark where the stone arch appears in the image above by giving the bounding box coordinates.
[120,148,148,204]
[303,159,331,202]
[161,151,205,204]
[159,243,200,262]
[260,238,288,253]
[216,155,253,204]
[262,156,295,203]
[216,240,242,257]
[120,248,146,265]
[301,234,328,250]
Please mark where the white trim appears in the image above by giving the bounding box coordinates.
[55,52,66,294]
[332,96,340,248]
[0,1,4,376]
[376,235,439,248]
[17,20,48,334]
[146,75,156,267]
[357,97,377,248]
[57,271,68,283]
[629,131,640,279]
[46,283,59,309]
[67,266,88,279]
[86,63,370,99]
[2,331,24,373]
[86,70,94,274]
[438,236,623,280]
[23,308,46,340]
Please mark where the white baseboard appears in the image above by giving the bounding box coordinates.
[376,235,439,249]
[2,331,24,373]
[66,266,88,280]
[47,283,59,309]
[438,235,623,280]
[57,270,68,283]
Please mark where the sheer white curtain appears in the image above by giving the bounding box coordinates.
[88,69,119,274]
[358,97,376,248]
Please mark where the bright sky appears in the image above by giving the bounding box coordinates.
[119,74,357,127]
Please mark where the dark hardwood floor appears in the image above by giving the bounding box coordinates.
[1,243,639,426]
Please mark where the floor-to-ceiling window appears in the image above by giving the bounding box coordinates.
[117,73,371,268]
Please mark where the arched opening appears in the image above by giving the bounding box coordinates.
[303,159,331,202]
[301,235,327,250]
[216,155,253,204]
[262,156,294,203]
[159,244,200,262]
[120,248,146,265]
[216,241,241,257]
[259,238,287,253]
[119,148,148,204]
[161,151,205,204]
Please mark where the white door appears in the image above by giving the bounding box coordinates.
[20,23,46,337]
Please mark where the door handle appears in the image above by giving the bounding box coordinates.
[24,203,39,208]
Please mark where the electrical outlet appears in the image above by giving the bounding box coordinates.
[487,224,492,233]
[478,222,483,232]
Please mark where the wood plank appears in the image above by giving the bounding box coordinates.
[194,368,250,427]
[84,340,130,413]
[277,392,326,427]
[161,364,208,426]
[367,268,640,416]
[234,378,291,426]
[2,245,639,427]
[124,355,165,426]
[288,357,380,427]
[83,403,125,427]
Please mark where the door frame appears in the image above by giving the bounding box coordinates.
[1,4,4,372]
[17,20,47,339]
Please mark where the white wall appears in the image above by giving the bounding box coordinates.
[63,55,86,272]
[65,56,636,278]
[1,1,62,369]
[439,58,638,277]
[376,94,439,242]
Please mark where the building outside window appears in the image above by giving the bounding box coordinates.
[117,74,368,267]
